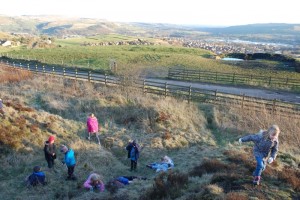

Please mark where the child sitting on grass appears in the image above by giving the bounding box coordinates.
[26,166,46,187]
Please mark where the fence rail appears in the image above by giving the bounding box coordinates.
[1,59,300,116]
[168,68,300,89]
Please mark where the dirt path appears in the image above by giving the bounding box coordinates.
[147,78,300,104]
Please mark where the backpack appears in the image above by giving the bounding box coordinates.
[27,174,40,186]
[126,143,133,158]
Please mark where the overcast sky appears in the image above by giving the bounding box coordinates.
[1,0,299,26]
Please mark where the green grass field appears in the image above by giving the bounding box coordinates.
[1,34,300,80]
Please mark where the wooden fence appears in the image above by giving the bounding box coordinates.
[1,59,300,116]
[168,68,300,89]
[138,80,300,116]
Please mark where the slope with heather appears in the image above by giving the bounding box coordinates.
[0,66,299,200]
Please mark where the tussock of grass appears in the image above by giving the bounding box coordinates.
[140,171,189,200]
[189,159,230,177]
[0,65,33,83]
[278,166,300,191]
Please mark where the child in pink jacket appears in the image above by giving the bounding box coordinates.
[84,173,105,192]
[86,113,101,145]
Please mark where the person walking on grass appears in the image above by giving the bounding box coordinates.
[44,135,57,171]
[60,145,77,181]
[126,140,140,171]
[238,124,280,185]
[87,113,101,145]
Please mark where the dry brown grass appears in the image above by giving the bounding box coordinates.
[278,166,300,191]
[212,103,300,157]
[0,65,33,83]
[189,158,230,177]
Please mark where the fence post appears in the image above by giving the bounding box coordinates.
[143,79,146,94]
[27,64,30,71]
[198,71,201,81]
[13,62,15,68]
[214,90,218,100]
[63,68,66,78]
[272,99,276,113]
[52,66,55,75]
[164,82,168,98]
[269,76,272,85]
[43,65,45,73]
[88,71,91,82]
[35,65,38,73]
[75,68,78,80]
[242,94,245,109]
[188,85,192,103]
[20,63,22,69]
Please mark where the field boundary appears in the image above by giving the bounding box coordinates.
[168,68,300,90]
[1,59,299,116]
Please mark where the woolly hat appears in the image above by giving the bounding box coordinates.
[48,135,55,143]
[33,166,41,173]
[90,173,101,182]
[60,145,68,153]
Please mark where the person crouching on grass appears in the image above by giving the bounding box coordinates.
[238,124,280,185]
[83,173,105,192]
[60,145,77,181]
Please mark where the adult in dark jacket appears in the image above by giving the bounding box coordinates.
[44,135,56,169]
[238,125,280,185]
[126,140,140,171]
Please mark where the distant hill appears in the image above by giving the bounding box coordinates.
[0,15,300,44]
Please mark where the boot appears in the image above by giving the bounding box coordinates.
[253,176,261,185]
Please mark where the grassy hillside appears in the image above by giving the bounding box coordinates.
[2,37,300,81]
[0,65,299,199]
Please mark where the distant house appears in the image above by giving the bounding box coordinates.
[1,40,12,47]
[46,39,52,44]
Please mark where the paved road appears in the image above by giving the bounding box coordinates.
[146,78,300,104]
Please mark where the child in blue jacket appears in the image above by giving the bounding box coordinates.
[238,125,280,185]
[60,145,77,180]
[26,166,46,187]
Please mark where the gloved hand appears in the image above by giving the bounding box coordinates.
[238,138,243,145]
[267,157,274,164]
